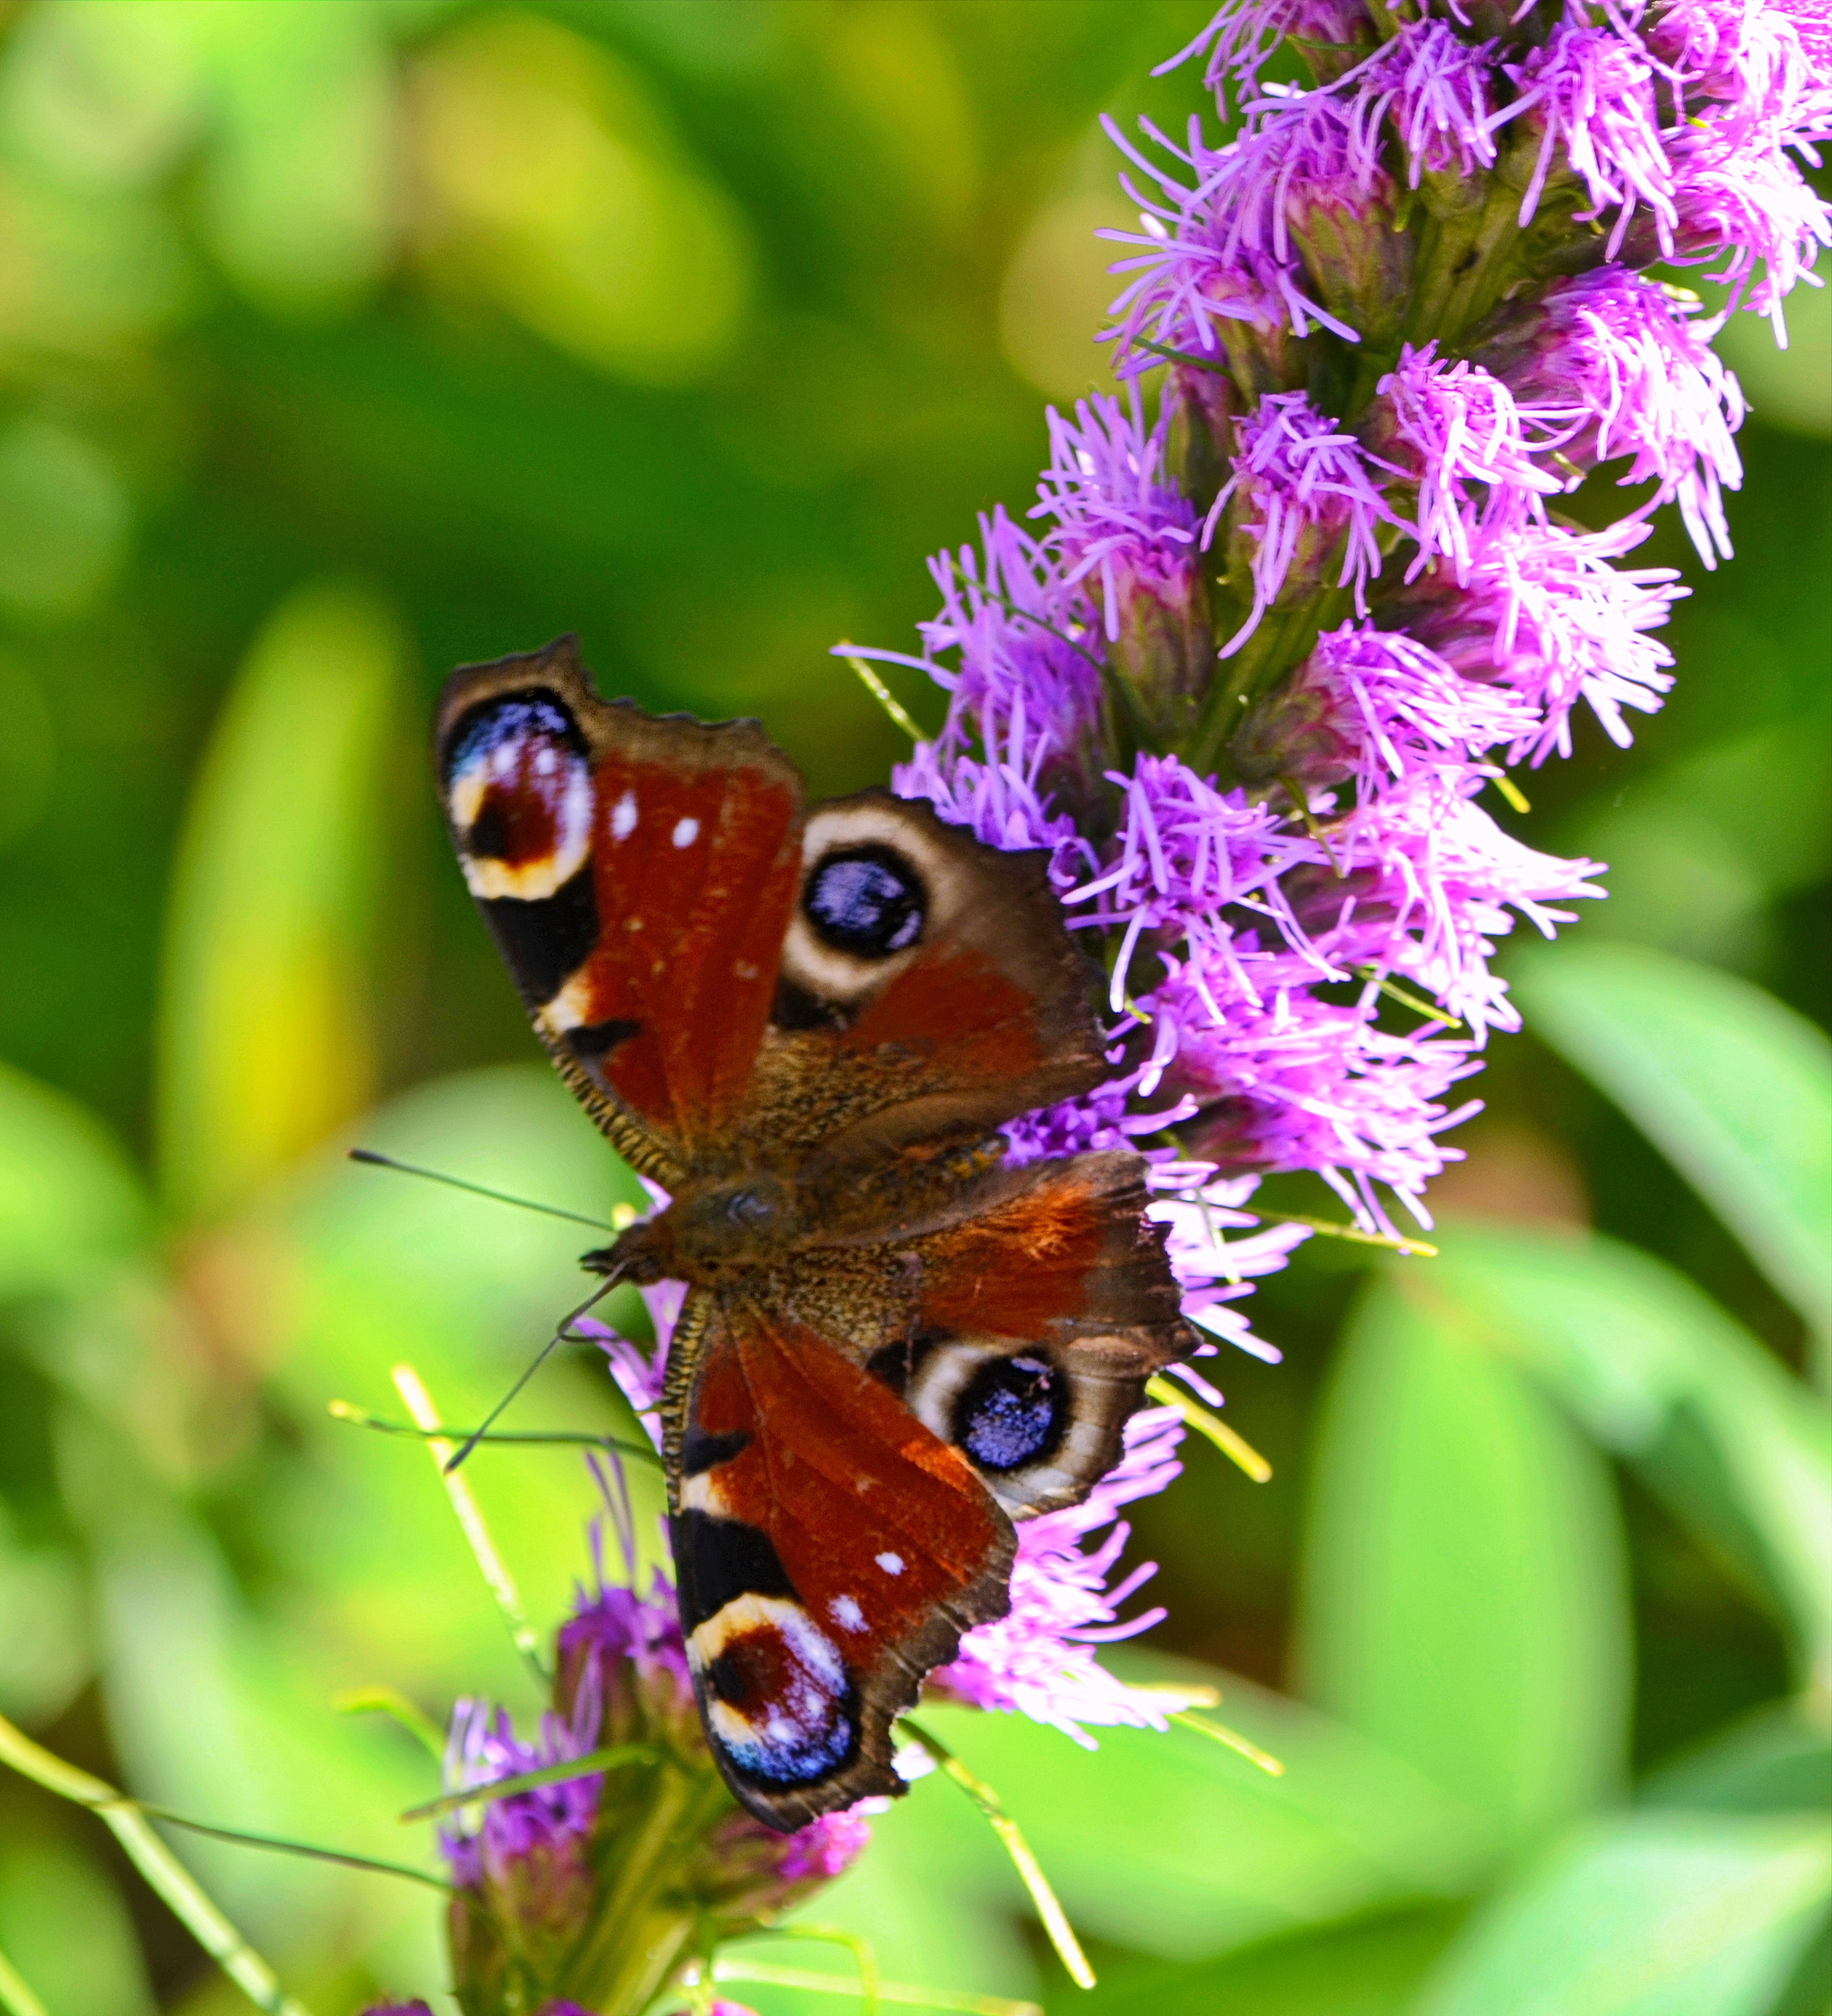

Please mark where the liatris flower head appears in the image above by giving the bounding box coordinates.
[862,0,1821,1269]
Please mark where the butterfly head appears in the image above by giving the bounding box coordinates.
[583,1173,796,1287]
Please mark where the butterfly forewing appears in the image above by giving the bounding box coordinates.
[438,640,805,1180]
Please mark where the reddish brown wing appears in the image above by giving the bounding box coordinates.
[749,793,1109,1170]
[670,1154,1192,1828]
[670,1295,1013,1829]
[437,639,805,1183]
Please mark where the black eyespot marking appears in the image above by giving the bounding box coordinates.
[480,863,597,1007]
[442,690,586,789]
[864,1341,912,1396]
[672,1509,797,1634]
[681,1426,751,1477]
[565,1018,640,1062]
[803,844,926,959]
[953,1354,1067,1473]
[771,975,849,1033]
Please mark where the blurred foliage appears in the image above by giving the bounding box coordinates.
[0,3,1824,2015]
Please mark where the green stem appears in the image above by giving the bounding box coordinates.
[710,1955,1042,2016]
[896,1720,1095,1991]
[0,1945,47,2016]
[559,1763,712,2015]
[1403,173,1530,352]
[1188,580,1351,779]
[402,1745,656,1823]
[392,1362,550,1682]
[0,1713,312,2016]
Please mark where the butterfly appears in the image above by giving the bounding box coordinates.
[436,636,1194,1830]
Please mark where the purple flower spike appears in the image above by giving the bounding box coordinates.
[1474,267,1744,564]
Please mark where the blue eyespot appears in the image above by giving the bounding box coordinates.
[953,1354,1066,1472]
[804,845,925,959]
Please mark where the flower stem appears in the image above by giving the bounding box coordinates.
[895,1720,1095,1991]
[0,1944,47,2016]
[1167,1711,1286,1777]
[391,1361,550,1682]
[1145,1375,1273,1482]
[0,1712,312,2016]
[400,1743,656,1823]
[557,1761,712,2015]
[710,1955,1042,2016]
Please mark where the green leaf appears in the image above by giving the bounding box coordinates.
[1638,1701,1831,1819]
[1416,1812,1832,2016]
[0,1060,147,1303]
[864,1686,1491,1969]
[1053,1904,1467,2016]
[191,3,394,316]
[156,580,403,1226]
[273,1065,656,1702]
[1418,1222,1832,1690]
[0,1830,155,2016]
[1513,942,1832,1357]
[1295,1278,1632,1850]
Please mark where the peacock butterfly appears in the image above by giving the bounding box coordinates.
[436,636,1194,1830]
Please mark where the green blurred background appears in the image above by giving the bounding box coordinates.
[0,5,1825,2015]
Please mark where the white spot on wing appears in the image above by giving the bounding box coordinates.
[875,1551,904,1576]
[611,790,638,841]
[672,815,700,848]
[830,1594,866,1632]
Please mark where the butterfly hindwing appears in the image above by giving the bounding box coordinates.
[894,1152,1194,1517]
[670,1295,1013,1828]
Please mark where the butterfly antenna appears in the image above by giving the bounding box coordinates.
[347,1147,627,1233]
[443,1271,626,1475]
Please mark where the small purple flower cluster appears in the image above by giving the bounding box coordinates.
[423,1455,872,2016]
[864,0,1824,1269]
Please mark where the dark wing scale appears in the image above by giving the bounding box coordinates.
[669,1297,1013,1830]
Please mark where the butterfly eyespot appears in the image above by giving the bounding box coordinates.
[443,691,593,902]
[690,1593,858,1787]
[803,844,926,959]
[952,1354,1067,1472]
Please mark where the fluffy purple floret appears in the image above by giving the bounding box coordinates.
[1492,25,1678,255]
[775,1809,875,1884]
[1376,344,1562,582]
[438,1688,603,1893]
[1344,22,1501,185]
[1035,388,1201,640]
[1483,267,1744,565]
[1212,391,1392,648]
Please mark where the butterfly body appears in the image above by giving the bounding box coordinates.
[437,637,1193,1829]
